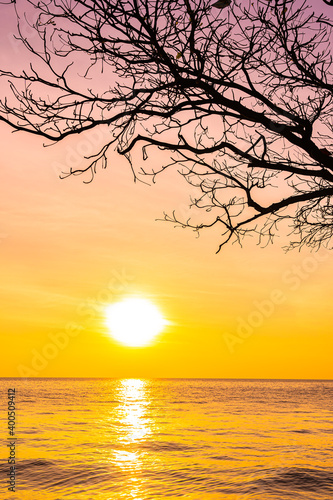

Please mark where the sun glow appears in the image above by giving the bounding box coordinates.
[105,298,168,347]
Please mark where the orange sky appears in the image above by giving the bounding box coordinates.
[1,1,332,380]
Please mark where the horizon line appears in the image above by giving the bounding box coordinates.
[0,376,332,381]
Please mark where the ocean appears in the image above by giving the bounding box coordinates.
[0,378,332,499]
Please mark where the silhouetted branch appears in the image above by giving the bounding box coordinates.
[0,0,332,250]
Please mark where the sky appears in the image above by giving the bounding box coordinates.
[1,0,333,379]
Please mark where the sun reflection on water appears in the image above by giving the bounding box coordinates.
[111,379,152,498]
[117,379,151,443]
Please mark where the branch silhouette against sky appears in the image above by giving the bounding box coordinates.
[0,0,332,251]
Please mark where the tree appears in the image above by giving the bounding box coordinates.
[0,0,332,251]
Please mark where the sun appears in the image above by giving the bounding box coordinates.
[105,298,168,347]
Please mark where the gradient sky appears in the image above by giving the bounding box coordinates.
[1,1,333,379]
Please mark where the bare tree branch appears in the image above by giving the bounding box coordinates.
[0,0,333,250]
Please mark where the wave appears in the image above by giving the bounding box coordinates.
[256,467,333,494]
[139,441,197,452]
[0,459,119,491]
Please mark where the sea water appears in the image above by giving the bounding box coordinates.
[0,378,332,499]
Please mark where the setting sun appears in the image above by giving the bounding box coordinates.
[105,298,168,347]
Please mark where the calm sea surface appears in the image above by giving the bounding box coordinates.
[0,378,332,500]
